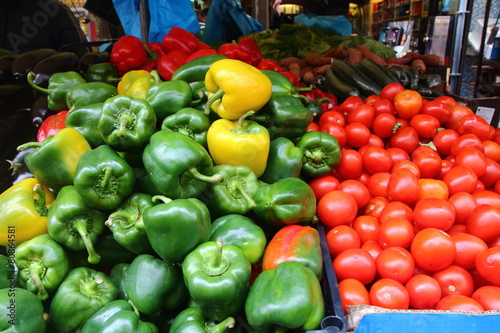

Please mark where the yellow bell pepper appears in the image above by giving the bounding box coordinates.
[0,178,55,246]
[125,76,156,100]
[204,59,273,120]
[207,111,270,177]
[117,70,153,95]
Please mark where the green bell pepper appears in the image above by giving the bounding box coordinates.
[143,130,223,199]
[161,107,211,148]
[261,69,312,95]
[171,54,228,83]
[81,299,158,333]
[245,261,325,332]
[124,254,188,315]
[249,94,314,140]
[66,82,117,111]
[105,192,154,254]
[73,144,136,211]
[145,80,194,122]
[209,214,267,265]
[190,81,210,111]
[98,94,157,153]
[17,128,92,191]
[65,102,106,147]
[109,263,130,300]
[182,239,251,322]
[259,136,304,184]
[47,185,106,264]
[27,70,86,111]
[48,266,117,333]
[170,307,235,333]
[296,130,342,178]
[14,234,70,300]
[85,62,121,86]
[253,177,317,229]
[143,195,211,264]
[0,254,13,289]
[0,287,47,333]
[92,230,137,267]
[201,164,259,218]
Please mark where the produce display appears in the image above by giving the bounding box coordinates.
[1,24,500,333]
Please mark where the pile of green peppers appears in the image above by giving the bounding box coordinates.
[0,53,343,333]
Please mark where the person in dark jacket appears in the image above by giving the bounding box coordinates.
[0,0,88,54]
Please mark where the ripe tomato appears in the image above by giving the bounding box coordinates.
[369,278,410,310]
[389,126,420,155]
[419,99,450,124]
[367,133,385,148]
[326,225,361,258]
[335,149,363,180]
[364,196,390,218]
[376,246,415,284]
[450,133,485,156]
[451,233,488,270]
[391,160,420,178]
[457,114,491,141]
[472,285,500,310]
[432,265,474,297]
[448,191,477,225]
[475,246,500,287]
[417,178,449,201]
[411,228,455,271]
[393,89,423,119]
[308,174,339,201]
[333,248,377,284]
[447,224,467,236]
[365,95,381,105]
[318,110,345,128]
[317,190,358,228]
[372,97,396,115]
[482,140,500,162]
[338,278,371,314]
[352,215,381,244]
[445,104,475,131]
[380,82,405,103]
[321,122,347,148]
[347,103,375,128]
[433,95,457,108]
[466,204,500,243]
[386,168,419,205]
[472,190,500,209]
[432,128,460,156]
[479,158,500,188]
[366,172,391,198]
[454,148,487,178]
[387,147,410,164]
[339,179,371,210]
[435,295,484,311]
[306,122,320,132]
[443,165,478,196]
[405,274,442,309]
[379,201,414,224]
[413,198,455,231]
[362,146,393,174]
[377,217,415,249]
[412,150,442,179]
[344,122,371,148]
[362,239,384,260]
[410,114,441,139]
[437,159,454,180]
[339,96,365,115]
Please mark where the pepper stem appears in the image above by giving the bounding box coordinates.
[99,166,114,191]
[201,238,230,276]
[117,114,132,138]
[206,316,236,333]
[151,195,173,205]
[28,259,49,301]
[230,178,256,210]
[204,88,224,115]
[236,111,255,130]
[188,167,224,183]
[80,276,104,296]
[304,149,325,164]
[105,210,138,228]
[16,141,43,152]
[32,184,48,217]
[128,300,141,317]
[27,71,49,94]
[73,220,101,264]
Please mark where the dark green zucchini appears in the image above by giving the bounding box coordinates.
[416,85,433,96]
[404,67,419,90]
[355,58,399,88]
[387,65,409,88]
[418,74,442,89]
[324,68,360,102]
[330,60,382,97]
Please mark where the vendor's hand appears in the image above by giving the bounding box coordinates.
[273,0,282,15]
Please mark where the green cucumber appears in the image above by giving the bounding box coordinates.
[418,74,442,89]
[330,60,382,97]
[325,68,360,102]
[355,58,399,88]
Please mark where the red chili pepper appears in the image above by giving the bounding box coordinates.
[256,59,283,71]
[185,48,218,63]
[162,27,199,56]
[157,50,188,81]
[217,43,253,64]
[110,35,148,73]
[237,37,262,66]
[139,42,166,71]
[37,110,68,142]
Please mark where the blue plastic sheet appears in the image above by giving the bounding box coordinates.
[294,13,352,36]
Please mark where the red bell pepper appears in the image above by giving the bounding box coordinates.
[36,110,68,142]
[185,48,218,63]
[162,27,199,56]
[140,42,166,72]
[256,59,283,71]
[157,50,188,81]
[237,37,262,66]
[197,40,212,50]
[110,35,148,73]
[280,71,300,86]
[217,43,252,64]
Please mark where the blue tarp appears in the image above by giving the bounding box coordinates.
[294,13,352,36]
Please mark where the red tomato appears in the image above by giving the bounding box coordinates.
[466,204,500,243]
[369,278,410,310]
[457,114,492,141]
[432,265,474,297]
[377,217,415,249]
[419,100,450,124]
[454,148,487,178]
[482,140,500,162]
[391,160,420,178]
[417,178,449,201]
[475,246,500,287]
[447,224,467,236]
[347,103,375,128]
[362,240,383,260]
[376,246,415,284]
[339,96,365,115]
[386,168,420,205]
[379,201,414,224]
[472,190,500,209]
[435,295,484,311]
[326,225,361,258]
[437,159,454,180]
[432,128,460,156]
[412,150,442,179]
[318,110,345,128]
[352,215,381,244]
[413,198,455,231]
[410,114,441,139]
[411,228,455,271]
[321,122,347,148]
[333,248,377,284]
[365,95,381,105]
[364,196,390,218]
[372,97,396,115]
[387,147,411,164]
[451,233,488,270]
[393,89,423,119]
[450,133,485,157]
[479,158,500,188]
[317,190,358,228]
[434,95,457,108]
[445,104,475,131]
[443,165,479,196]
[389,126,420,155]
[366,172,391,198]
[367,133,385,148]
[306,122,320,132]
[335,149,363,180]
[448,192,477,225]
[308,174,339,201]
[405,274,442,309]
[380,82,405,103]
[338,278,371,314]
[339,179,371,210]
[344,122,371,148]
[362,146,393,174]
[472,285,500,310]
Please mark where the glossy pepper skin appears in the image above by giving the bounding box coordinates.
[143,131,223,199]
[296,130,342,178]
[261,69,312,96]
[0,254,13,289]
[161,107,211,148]
[109,263,130,300]
[237,37,263,66]
[253,177,317,229]
[244,261,325,331]
[105,192,154,254]
[162,27,199,56]
[65,102,106,147]
[117,70,153,95]
[82,299,158,333]
[124,74,158,100]
[170,307,235,333]
[201,164,260,218]
[17,128,92,191]
[125,254,188,315]
[157,50,188,81]
[0,178,54,246]
[143,195,211,264]
[146,80,194,122]
[207,112,270,178]
[14,234,70,301]
[0,288,46,333]
[204,59,272,120]
[209,214,267,265]
[27,70,86,111]
[171,54,227,83]
[36,110,68,142]
[98,94,157,153]
[259,137,304,184]
[85,62,121,86]
[110,35,148,74]
[66,82,118,111]
[217,43,253,64]
[182,239,252,321]
[74,145,136,210]
[47,185,106,264]
[48,266,117,333]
